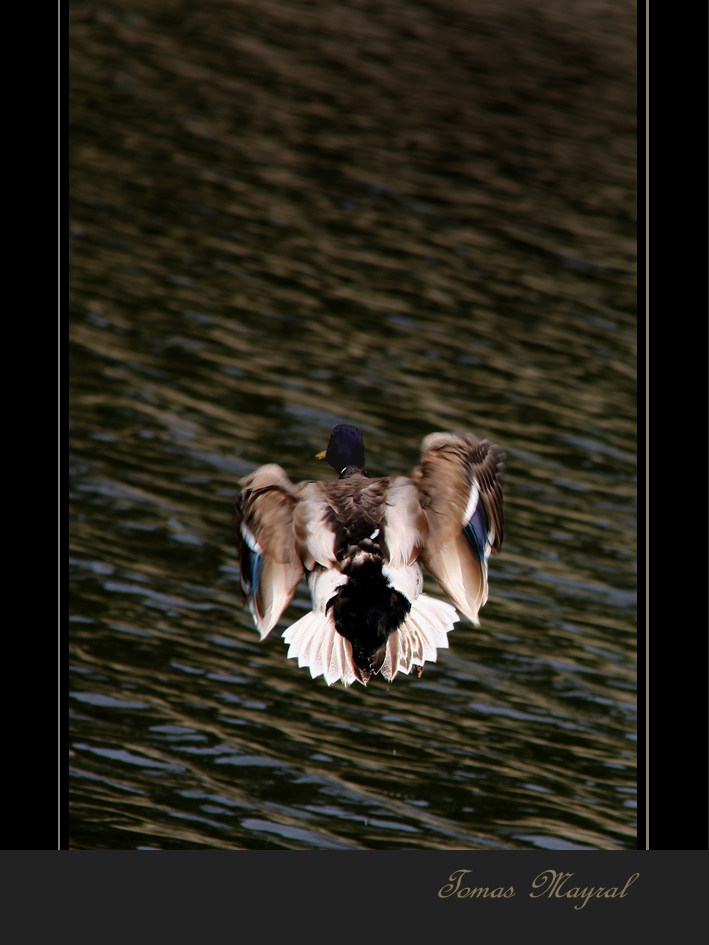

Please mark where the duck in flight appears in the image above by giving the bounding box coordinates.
[234,425,504,686]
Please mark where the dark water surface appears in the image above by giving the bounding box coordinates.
[70,0,637,850]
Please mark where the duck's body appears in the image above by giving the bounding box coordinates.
[234,425,504,686]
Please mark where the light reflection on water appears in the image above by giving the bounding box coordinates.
[70,0,636,850]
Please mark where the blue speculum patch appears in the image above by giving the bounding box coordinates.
[240,538,264,601]
[463,504,489,562]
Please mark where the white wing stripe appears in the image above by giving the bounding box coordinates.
[242,524,263,554]
[462,479,480,526]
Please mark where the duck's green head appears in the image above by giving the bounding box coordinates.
[317,424,366,473]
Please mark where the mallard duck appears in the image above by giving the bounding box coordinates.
[234,425,504,686]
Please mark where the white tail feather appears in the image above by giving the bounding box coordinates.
[325,632,343,685]
[282,591,458,686]
[385,593,459,680]
[283,611,316,657]
[283,609,359,686]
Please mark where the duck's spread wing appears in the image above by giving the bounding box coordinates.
[234,464,304,638]
[412,433,504,624]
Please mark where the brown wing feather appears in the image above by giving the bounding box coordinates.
[234,464,304,638]
[293,482,340,570]
[412,432,504,624]
[382,476,428,567]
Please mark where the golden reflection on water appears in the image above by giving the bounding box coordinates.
[70,0,636,850]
